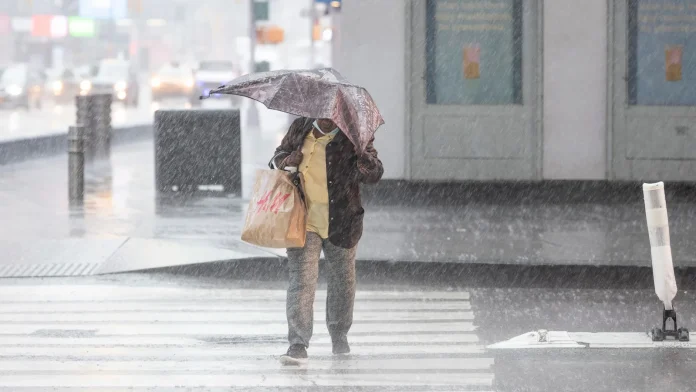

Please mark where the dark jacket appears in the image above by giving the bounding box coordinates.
[269,117,384,249]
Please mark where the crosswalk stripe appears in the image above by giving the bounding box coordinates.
[0,344,486,358]
[0,373,494,388]
[0,333,480,346]
[0,389,495,392]
[0,358,494,371]
[0,298,469,304]
[0,301,472,312]
[0,311,475,323]
[0,287,471,301]
[0,322,476,335]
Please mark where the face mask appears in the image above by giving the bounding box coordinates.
[313,120,326,135]
[313,120,338,135]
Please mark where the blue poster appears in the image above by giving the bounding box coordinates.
[79,0,127,20]
[426,0,522,105]
[629,0,696,105]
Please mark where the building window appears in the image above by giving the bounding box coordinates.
[425,0,523,105]
[628,0,696,106]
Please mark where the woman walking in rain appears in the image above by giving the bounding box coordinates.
[203,68,385,364]
[270,117,383,365]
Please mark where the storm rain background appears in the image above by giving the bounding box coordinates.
[0,0,696,391]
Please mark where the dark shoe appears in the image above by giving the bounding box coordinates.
[280,344,308,365]
[332,337,350,355]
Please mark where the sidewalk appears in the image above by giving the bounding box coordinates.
[2,125,696,277]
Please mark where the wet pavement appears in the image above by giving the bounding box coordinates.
[2,272,696,391]
[1,130,696,272]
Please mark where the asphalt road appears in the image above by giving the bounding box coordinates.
[0,85,247,143]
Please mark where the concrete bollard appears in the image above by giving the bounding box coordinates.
[68,125,85,205]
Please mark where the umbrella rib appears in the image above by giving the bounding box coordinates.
[292,75,306,104]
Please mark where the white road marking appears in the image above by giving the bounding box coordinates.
[0,284,490,389]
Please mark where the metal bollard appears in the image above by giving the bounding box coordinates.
[68,125,85,205]
[92,94,112,160]
[76,93,112,163]
[75,95,95,163]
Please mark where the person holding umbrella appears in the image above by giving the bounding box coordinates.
[270,117,383,365]
[202,68,385,364]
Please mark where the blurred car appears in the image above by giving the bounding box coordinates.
[74,64,98,80]
[45,68,81,104]
[0,64,44,110]
[79,59,139,107]
[150,62,196,103]
[192,60,241,107]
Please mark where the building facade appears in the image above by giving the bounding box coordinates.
[333,0,696,182]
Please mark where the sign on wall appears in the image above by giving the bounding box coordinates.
[11,17,33,33]
[51,15,68,38]
[31,15,52,37]
[628,0,696,105]
[79,0,127,20]
[425,0,523,105]
[0,14,10,35]
[68,16,95,37]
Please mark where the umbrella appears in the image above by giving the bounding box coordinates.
[643,182,677,311]
[201,68,384,154]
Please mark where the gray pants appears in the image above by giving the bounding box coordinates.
[287,232,357,348]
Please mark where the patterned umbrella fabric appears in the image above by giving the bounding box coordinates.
[203,68,384,153]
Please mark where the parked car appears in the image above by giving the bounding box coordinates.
[80,59,139,107]
[192,60,241,107]
[0,64,44,110]
[150,62,196,103]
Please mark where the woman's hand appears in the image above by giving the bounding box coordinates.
[282,151,304,169]
[353,138,383,184]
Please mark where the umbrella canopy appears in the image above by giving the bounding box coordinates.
[202,68,384,154]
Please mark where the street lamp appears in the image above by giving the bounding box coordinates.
[247,0,260,128]
[309,0,316,69]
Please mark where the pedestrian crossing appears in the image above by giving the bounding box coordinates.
[0,281,494,390]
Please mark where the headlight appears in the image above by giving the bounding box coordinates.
[80,80,92,91]
[6,85,23,96]
[114,81,127,91]
[52,81,64,93]
[150,77,161,88]
[184,79,194,88]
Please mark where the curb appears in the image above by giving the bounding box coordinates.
[138,257,696,290]
[0,124,152,166]
[362,179,696,205]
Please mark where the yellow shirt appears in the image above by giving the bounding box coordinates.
[299,130,337,239]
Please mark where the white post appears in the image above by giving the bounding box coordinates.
[643,182,678,310]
